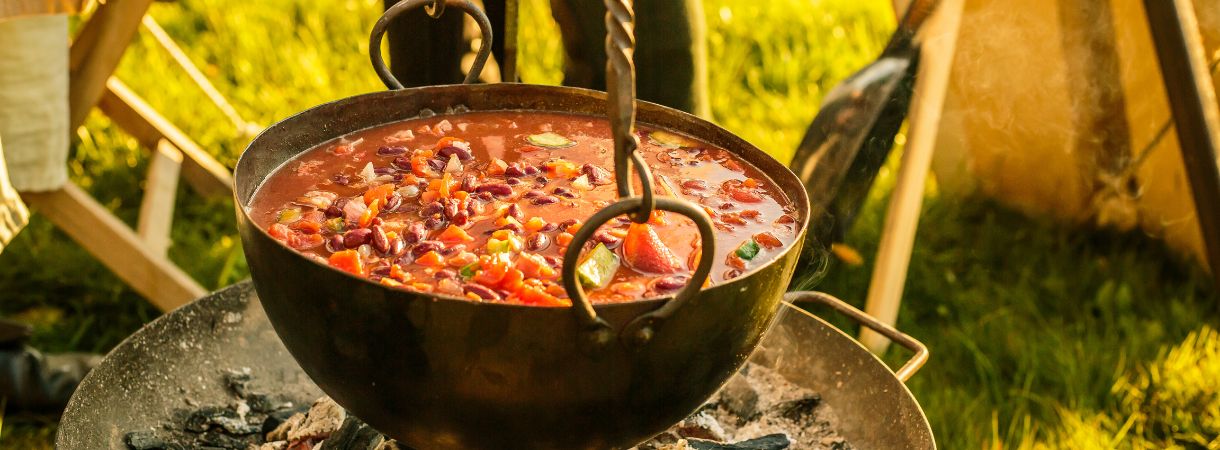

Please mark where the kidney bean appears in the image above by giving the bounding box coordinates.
[343,228,372,248]
[652,275,690,292]
[391,156,411,170]
[324,203,343,219]
[524,189,546,199]
[531,195,559,205]
[392,172,406,184]
[723,268,743,280]
[374,166,397,176]
[383,194,403,212]
[592,230,622,249]
[681,179,708,190]
[411,240,443,258]
[440,244,466,256]
[332,174,351,186]
[387,237,406,256]
[475,183,513,197]
[526,233,550,251]
[404,222,427,244]
[371,265,393,277]
[451,211,470,227]
[421,201,444,217]
[553,186,578,198]
[535,176,549,185]
[377,146,408,156]
[326,234,345,252]
[523,165,540,176]
[506,178,523,186]
[505,204,524,221]
[370,226,390,254]
[427,158,446,172]
[461,175,478,191]
[543,255,562,268]
[477,191,494,201]
[504,163,526,178]
[581,164,613,185]
[498,222,524,234]
[435,269,458,280]
[463,283,501,301]
[539,222,559,232]
[369,217,384,227]
[437,145,474,161]
[558,219,579,229]
[426,215,450,230]
[444,199,461,219]
[466,200,484,216]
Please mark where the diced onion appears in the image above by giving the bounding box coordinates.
[444,154,462,173]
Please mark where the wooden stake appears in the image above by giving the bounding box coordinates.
[860,0,965,354]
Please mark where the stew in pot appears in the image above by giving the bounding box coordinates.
[249,111,797,305]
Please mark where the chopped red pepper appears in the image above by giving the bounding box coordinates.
[329,250,365,276]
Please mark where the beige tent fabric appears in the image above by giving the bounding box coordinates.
[0,14,70,192]
[930,0,1219,269]
[0,135,31,254]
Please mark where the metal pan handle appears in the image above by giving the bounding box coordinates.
[783,291,928,382]
[368,0,493,90]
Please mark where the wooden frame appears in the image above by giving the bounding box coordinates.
[18,0,238,311]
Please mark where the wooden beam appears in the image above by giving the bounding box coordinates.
[137,140,183,255]
[22,183,204,311]
[859,0,964,354]
[97,78,234,198]
[69,0,155,131]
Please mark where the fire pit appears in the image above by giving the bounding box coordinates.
[56,283,932,449]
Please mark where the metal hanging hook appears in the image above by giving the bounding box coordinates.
[559,0,718,349]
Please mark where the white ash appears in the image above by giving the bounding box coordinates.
[636,362,853,450]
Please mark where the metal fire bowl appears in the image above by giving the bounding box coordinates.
[232,83,810,449]
[56,283,934,449]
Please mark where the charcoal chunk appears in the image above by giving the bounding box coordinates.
[123,430,181,450]
[675,410,726,441]
[262,406,308,435]
[718,375,759,420]
[318,416,385,449]
[688,433,791,450]
[223,369,252,398]
[288,397,346,441]
[195,430,257,449]
[184,406,259,435]
[776,395,821,422]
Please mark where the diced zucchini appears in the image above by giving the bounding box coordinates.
[486,236,522,254]
[277,208,302,224]
[577,243,620,289]
[735,239,760,260]
[526,132,576,149]
[324,217,345,233]
[460,262,480,279]
[648,130,693,148]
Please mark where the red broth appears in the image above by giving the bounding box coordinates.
[249,111,797,305]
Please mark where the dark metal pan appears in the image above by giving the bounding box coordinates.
[56,283,934,449]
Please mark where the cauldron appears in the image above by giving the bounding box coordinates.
[232,1,886,448]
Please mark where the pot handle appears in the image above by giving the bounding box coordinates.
[368,0,493,90]
[558,0,718,351]
[783,291,928,382]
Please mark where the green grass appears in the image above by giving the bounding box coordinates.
[1,0,1217,448]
